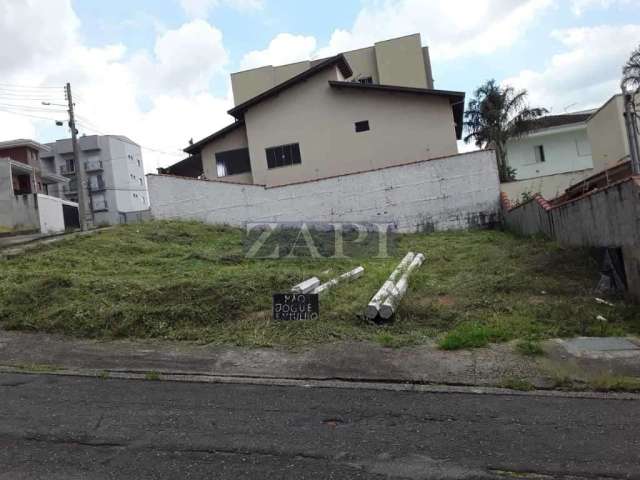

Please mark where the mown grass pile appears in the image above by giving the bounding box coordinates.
[0,220,638,348]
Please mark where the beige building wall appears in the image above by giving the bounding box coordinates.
[230,66,275,106]
[343,46,379,83]
[231,33,434,106]
[587,95,629,173]
[274,61,310,84]
[243,67,458,187]
[374,34,428,89]
[200,125,254,184]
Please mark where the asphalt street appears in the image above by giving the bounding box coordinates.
[0,373,639,479]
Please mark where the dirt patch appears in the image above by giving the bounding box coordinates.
[437,295,456,306]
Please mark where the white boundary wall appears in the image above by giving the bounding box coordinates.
[147,150,500,232]
[37,194,78,234]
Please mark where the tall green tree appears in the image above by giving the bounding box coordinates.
[464,79,548,182]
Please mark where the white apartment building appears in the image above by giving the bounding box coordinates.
[42,135,148,225]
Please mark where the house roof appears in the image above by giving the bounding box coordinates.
[0,138,50,152]
[227,54,353,118]
[160,153,203,177]
[184,120,245,154]
[530,112,593,130]
[328,81,466,139]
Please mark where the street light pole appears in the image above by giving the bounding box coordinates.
[65,82,88,231]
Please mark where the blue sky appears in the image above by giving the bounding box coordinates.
[1,0,639,169]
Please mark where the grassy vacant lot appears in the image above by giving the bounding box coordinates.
[1,221,638,349]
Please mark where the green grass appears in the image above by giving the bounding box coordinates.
[499,377,536,391]
[439,322,511,350]
[144,371,161,381]
[12,363,60,373]
[590,375,640,392]
[0,220,639,349]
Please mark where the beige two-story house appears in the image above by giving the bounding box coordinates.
[164,33,465,188]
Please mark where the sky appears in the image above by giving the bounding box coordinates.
[1,0,639,171]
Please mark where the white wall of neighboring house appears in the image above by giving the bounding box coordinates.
[36,194,66,234]
[506,125,593,180]
[503,123,594,201]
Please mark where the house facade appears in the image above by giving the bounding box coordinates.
[503,92,640,202]
[0,139,77,233]
[503,112,595,201]
[164,34,464,188]
[42,135,149,225]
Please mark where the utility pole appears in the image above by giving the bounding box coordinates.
[65,82,88,231]
[622,92,640,175]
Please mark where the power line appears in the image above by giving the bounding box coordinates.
[75,119,185,157]
[0,102,67,113]
[0,107,64,123]
[0,90,63,101]
[0,82,62,89]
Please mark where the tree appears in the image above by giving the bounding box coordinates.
[622,44,640,94]
[464,79,548,182]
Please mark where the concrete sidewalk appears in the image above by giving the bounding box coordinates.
[1,330,639,390]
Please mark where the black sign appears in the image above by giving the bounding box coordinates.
[273,293,319,321]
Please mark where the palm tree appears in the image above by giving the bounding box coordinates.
[464,79,548,182]
[622,44,640,94]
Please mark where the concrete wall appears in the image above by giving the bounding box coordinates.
[36,194,67,234]
[0,194,40,231]
[506,125,593,180]
[147,150,500,233]
[501,168,594,203]
[0,159,40,231]
[503,196,553,238]
[243,67,458,187]
[201,125,253,184]
[549,178,640,248]
[587,95,630,174]
[504,177,640,248]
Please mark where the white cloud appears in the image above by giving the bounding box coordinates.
[240,33,317,69]
[316,0,554,60]
[0,0,235,172]
[503,24,640,113]
[179,0,263,18]
[131,19,228,95]
[570,0,639,15]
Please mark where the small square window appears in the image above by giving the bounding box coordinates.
[355,120,370,133]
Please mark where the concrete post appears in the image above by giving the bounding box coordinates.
[365,252,415,319]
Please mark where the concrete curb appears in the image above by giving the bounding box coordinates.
[2,365,639,401]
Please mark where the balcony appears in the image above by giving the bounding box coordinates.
[92,199,108,211]
[63,183,77,195]
[89,179,106,192]
[59,165,76,175]
[85,160,103,172]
